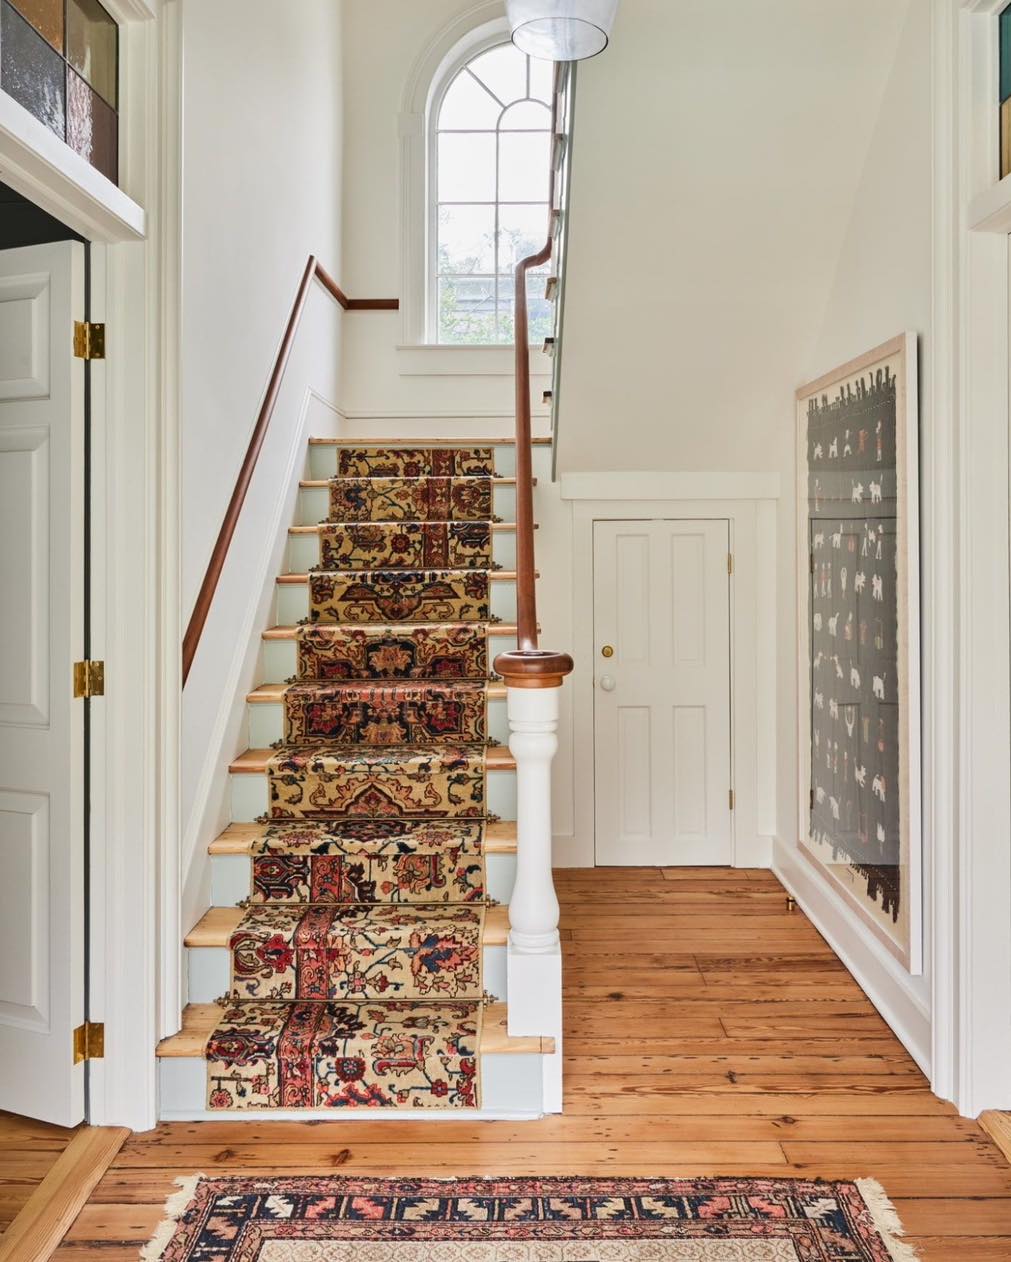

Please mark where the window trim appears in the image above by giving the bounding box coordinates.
[427,27,549,344]
[398,5,508,348]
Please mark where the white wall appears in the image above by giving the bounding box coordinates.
[776,0,934,1068]
[180,0,346,921]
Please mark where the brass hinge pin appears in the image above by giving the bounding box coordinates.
[73,1021,105,1064]
[73,660,105,698]
[73,321,106,360]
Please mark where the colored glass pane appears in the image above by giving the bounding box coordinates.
[67,0,117,107]
[9,0,62,51]
[0,1,65,137]
[67,66,117,182]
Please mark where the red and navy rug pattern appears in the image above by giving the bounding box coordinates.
[146,1174,915,1261]
[204,445,507,1111]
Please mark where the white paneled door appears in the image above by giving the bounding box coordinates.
[593,519,732,866]
[0,242,86,1125]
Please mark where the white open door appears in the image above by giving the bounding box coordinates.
[593,519,732,867]
[0,241,86,1125]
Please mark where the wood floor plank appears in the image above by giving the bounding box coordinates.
[0,1126,129,1262]
[16,866,1010,1259]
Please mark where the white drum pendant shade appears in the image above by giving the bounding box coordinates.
[507,0,619,61]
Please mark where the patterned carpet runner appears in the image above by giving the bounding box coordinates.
[206,447,505,1110]
[146,1175,917,1261]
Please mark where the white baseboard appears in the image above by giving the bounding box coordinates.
[773,836,932,1078]
[551,833,775,870]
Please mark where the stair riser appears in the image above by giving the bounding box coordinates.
[187,943,507,1006]
[261,631,519,685]
[308,445,520,481]
[247,696,509,749]
[159,1052,546,1120]
[229,768,518,825]
[276,578,519,628]
[210,850,517,907]
[287,530,517,575]
[297,484,517,529]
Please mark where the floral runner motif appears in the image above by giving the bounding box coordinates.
[206,1002,480,1109]
[328,476,493,522]
[228,904,484,1001]
[267,744,487,820]
[309,570,491,624]
[283,681,488,745]
[337,446,495,478]
[205,445,509,1112]
[295,624,489,681]
[319,521,493,570]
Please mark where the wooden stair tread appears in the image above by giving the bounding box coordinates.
[308,437,551,447]
[277,571,530,585]
[158,1001,552,1058]
[247,681,508,704]
[229,746,517,774]
[300,477,536,489]
[289,522,530,535]
[263,623,521,640]
[185,903,509,949]
[209,819,518,857]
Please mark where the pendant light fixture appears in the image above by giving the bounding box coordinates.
[506,0,620,61]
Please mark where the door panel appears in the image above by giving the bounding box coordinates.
[0,242,86,1126]
[594,519,732,866]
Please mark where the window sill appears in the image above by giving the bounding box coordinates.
[396,343,553,377]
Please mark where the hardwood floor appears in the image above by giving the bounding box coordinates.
[34,868,1011,1258]
[0,1114,78,1236]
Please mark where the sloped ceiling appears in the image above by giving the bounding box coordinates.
[557,0,918,473]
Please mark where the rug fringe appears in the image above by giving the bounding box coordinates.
[857,1178,920,1261]
[139,1172,205,1262]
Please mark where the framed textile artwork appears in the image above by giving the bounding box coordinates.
[796,333,921,973]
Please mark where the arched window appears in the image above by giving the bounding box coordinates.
[431,40,554,345]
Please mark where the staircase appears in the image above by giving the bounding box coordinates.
[159,436,562,1118]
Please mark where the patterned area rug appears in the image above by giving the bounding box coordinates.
[143,1175,918,1261]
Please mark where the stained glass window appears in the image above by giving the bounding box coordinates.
[0,0,118,184]
[434,41,554,345]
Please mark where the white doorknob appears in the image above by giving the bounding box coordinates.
[599,675,616,692]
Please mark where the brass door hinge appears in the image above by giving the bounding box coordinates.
[73,1021,104,1064]
[729,789,735,811]
[73,321,105,360]
[727,553,734,576]
[73,660,105,698]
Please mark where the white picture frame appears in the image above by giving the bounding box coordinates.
[795,333,922,973]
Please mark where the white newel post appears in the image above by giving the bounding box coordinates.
[495,649,572,1114]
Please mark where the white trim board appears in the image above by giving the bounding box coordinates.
[917,0,1011,1116]
[773,837,932,1075]
[0,93,145,242]
[561,472,781,501]
[559,488,779,871]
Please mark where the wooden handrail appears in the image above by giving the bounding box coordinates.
[181,256,397,685]
[494,66,573,690]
